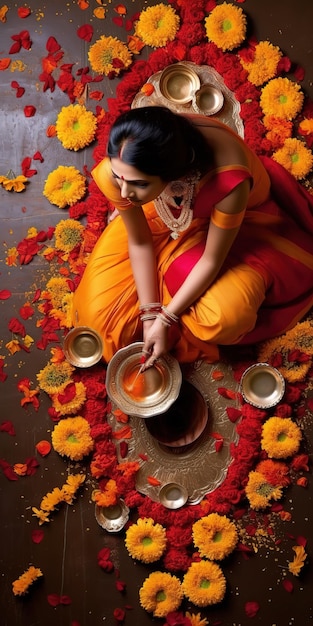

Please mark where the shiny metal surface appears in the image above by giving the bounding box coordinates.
[240,362,285,408]
[132,61,244,137]
[194,84,224,116]
[159,62,201,104]
[95,499,130,532]
[106,342,182,417]
[63,326,103,368]
[158,483,188,509]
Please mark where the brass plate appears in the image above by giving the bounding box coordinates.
[106,342,182,418]
[159,63,200,104]
[63,326,103,368]
[159,483,188,509]
[95,499,129,532]
[145,379,208,448]
[131,61,244,137]
[108,360,240,505]
[194,84,224,116]
[240,363,285,409]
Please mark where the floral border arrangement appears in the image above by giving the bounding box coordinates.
[1,1,312,623]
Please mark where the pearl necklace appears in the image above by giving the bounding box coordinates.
[154,172,200,239]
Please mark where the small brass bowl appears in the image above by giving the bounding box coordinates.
[63,326,103,368]
[95,499,130,532]
[240,363,285,409]
[159,63,200,104]
[194,84,224,116]
[159,483,188,509]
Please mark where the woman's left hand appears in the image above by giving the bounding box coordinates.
[142,317,168,368]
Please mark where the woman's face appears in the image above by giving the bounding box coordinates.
[110,158,166,205]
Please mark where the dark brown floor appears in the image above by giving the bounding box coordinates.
[1,1,312,625]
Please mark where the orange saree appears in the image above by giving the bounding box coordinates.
[72,118,313,363]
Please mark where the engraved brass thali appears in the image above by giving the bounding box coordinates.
[106,342,182,418]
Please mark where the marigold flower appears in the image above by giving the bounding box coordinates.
[36,360,74,394]
[135,4,180,48]
[43,165,86,208]
[54,218,84,252]
[51,381,86,416]
[88,35,132,76]
[51,416,94,461]
[125,517,167,563]
[182,560,226,606]
[44,276,72,309]
[288,545,307,576]
[139,571,183,617]
[192,513,238,560]
[92,479,118,507]
[205,2,247,52]
[56,104,97,151]
[12,566,43,596]
[255,459,290,487]
[273,138,313,180]
[261,417,302,459]
[240,41,282,86]
[0,172,28,192]
[260,77,304,121]
[245,470,283,510]
[185,613,209,626]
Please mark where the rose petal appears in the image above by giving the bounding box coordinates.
[0,421,16,436]
[24,105,36,117]
[0,290,11,300]
[283,579,294,593]
[36,440,51,457]
[18,7,31,18]
[77,24,94,42]
[31,529,44,544]
[245,601,260,618]
[47,594,60,607]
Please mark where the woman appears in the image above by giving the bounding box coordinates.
[73,106,313,368]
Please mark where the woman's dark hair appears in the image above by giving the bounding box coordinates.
[107,106,212,181]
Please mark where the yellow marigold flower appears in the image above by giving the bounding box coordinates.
[240,41,282,86]
[56,104,97,151]
[134,3,180,48]
[31,507,51,525]
[5,246,18,266]
[43,165,86,208]
[288,545,307,576]
[182,560,226,607]
[36,360,74,394]
[139,571,183,618]
[245,470,283,510]
[51,381,86,416]
[258,324,313,382]
[261,416,302,459]
[54,218,84,252]
[51,416,94,461]
[40,487,64,512]
[273,137,313,180]
[88,35,132,76]
[284,319,313,355]
[1,173,28,192]
[260,77,304,121]
[12,566,43,596]
[50,292,74,329]
[205,2,247,52]
[192,513,238,560]
[125,517,167,564]
[45,276,71,309]
[186,613,209,626]
[62,473,86,503]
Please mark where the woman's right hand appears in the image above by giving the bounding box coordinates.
[142,317,169,368]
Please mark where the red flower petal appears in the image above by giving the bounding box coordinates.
[0,421,16,436]
[113,608,125,623]
[226,407,242,422]
[33,151,44,162]
[245,601,259,618]
[31,529,44,544]
[36,440,52,457]
[9,41,22,55]
[18,7,31,18]
[60,595,72,605]
[24,105,36,117]
[77,24,94,42]
[46,36,61,53]
[0,290,11,300]
[120,441,128,458]
[147,476,161,487]
[8,317,26,337]
[47,594,61,607]
[283,579,294,592]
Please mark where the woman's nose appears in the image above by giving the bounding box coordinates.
[120,181,131,198]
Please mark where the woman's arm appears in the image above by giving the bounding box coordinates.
[166,178,251,317]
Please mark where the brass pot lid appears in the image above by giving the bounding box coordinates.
[240,362,285,409]
[106,342,182,418]
[63,326,103,368]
